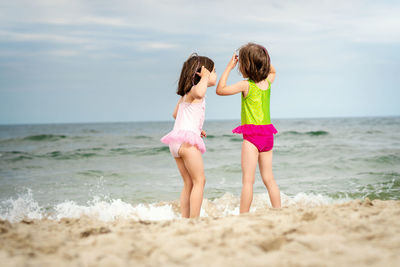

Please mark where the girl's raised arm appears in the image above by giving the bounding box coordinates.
[267,64,276,84]
[216,53,248,96]
[189,66,210,99]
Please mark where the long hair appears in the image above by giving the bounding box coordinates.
[177,53,214,96]
[238,43,271,82]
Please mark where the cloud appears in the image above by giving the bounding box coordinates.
[1,0,398,74]
[136,41,179,50]
[46,49,80,57]
[0,30,90,44]
[0,0,399,123]
[44,16,131,27]
[2,0,400,49]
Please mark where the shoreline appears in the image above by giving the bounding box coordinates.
[1,199,399,267]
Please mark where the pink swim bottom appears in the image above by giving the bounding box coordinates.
[243,134,274,152]
[169,143,182,158]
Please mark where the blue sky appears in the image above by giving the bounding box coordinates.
[0,0,399,124]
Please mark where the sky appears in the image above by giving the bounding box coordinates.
[0,0,399,124]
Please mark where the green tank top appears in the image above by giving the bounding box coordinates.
[241,79,271,125]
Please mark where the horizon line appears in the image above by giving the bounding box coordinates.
[1,114,399,126]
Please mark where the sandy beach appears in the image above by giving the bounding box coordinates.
[0,199,399,267]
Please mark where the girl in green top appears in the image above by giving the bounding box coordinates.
[216,43,281,213]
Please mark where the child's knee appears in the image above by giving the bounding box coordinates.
[192,175,205,186]
[242,177,255,185]
[263,175,276,185]
[183,180,193,188]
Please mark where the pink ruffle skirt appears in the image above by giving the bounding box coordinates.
[160,129,206,154]
[232,124,278,136]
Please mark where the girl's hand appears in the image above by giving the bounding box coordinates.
[216,52,247,96]
[190,66,210,99]
[196,66,211,80]
[200,130,207,138]
[227,53,238,70]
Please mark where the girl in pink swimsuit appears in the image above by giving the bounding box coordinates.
[216,43,281,213]
[161,54,217,218]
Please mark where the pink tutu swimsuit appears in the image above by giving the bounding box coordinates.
[161,96,206,158]
[232,79,277,152]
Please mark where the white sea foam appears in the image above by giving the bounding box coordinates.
[0,189,351,223]
[0,189,44,222]
[53,197,178,222]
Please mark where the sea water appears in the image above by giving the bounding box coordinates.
[0,117,399,222]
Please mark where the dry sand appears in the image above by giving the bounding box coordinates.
[0,199,399,267]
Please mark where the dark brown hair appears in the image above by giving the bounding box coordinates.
[176,53,214,96]
[238,43,271,83]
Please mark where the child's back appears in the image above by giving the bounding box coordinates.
[160,54,217,218]
[161,95,206,155]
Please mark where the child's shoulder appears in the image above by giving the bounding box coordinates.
[241,79,251,86]
[177,95,184,103]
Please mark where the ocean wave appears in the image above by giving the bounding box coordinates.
[358,171,400,178]
[0,189,44,222]
[1,151,35,162]
[370,154,400,165]
[0,189,348,223]
[82,129,100,134]
[366,130,383,134]
[348,154,400,166]
[0,134,86,144]
[77,170,121,178]
[1,149,103,162]
[133,135,153,140]
[324,174,400,200]
[355,178,399,200]
[109,146,169,156]
[23,134,67,141]
[130,146,170,156]
[45,150,98,160]
[1,145,170,162]
[280,130,329,136]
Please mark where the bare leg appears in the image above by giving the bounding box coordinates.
[240,140,259,213]
[174,157,193,218]
[258,150,281,208]
[179,143,206,218]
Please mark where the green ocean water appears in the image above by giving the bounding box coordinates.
[0,117,399,221]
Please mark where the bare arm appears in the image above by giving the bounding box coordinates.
[216,53,248,96]
[172,97,183,119]
[267,64,276,84]
[189,66,210,99]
